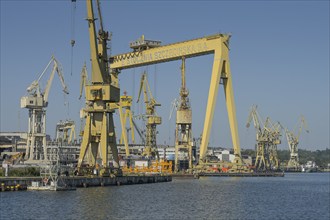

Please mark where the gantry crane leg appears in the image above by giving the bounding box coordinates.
[78,114,91,170]
[223,60,242,162]
[199,50,223,162]
[118,105,130,156]
[108,113,119,168]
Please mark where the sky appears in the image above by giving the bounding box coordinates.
[0,0,329,151]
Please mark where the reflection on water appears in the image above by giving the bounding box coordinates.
[1,173,329,220]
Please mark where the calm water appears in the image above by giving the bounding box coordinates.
[1,173,329,220]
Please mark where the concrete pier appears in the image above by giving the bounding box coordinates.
[0,175,172,191]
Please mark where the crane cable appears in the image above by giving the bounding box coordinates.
[70,0,77,76]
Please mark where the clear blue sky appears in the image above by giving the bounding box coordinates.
[1,0,329,150]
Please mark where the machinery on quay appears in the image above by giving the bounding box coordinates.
[21,56,69,162]
[110,33,245,172]
[77,0,120,176]
[137,72,162,159]
[174,57,194,173]
[285,116,309,171]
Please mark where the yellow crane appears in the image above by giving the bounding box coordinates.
[110,33,243,170]
[246,105,271,170]
[79,63,133,157]
[285,116,309,171]
[137,72,162,159]
[55,120,76,145]
[247,105,282,171]
[77,0,120,176]
[118,92,135,145]
[174,57,194,173]
[21,56,69,162]
[264,117,282,170]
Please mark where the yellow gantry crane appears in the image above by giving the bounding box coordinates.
[285,116,309,171]
[77,0,120,176]
[137,72,162,159]
[174,57,194,173]
[110,33,243,170]
[21,56,69,162]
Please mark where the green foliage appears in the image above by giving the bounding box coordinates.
[0,167,40,177]
[242,148,330,167]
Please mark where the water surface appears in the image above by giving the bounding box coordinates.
[1,173,329,219]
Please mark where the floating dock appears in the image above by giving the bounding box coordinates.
[0,175,172,192]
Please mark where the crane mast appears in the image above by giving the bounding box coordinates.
[174,57,194,173]
[21,56,69,162]
[137,72,162,159]
[78,63,88,100]
[77,0,120,176]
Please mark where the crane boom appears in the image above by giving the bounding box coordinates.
[43,57,69,105]
[79,63,88,100]
[86,0,109,83]
[137,73,147,104]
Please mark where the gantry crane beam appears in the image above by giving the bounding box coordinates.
[110,33,241,164]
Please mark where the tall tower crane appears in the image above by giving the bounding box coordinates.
[285,116,309,171]
[137,71,162,159]
[174,57,194,173]
[246,105,271,170]
[77,0,120,176]
[21,56,69,162]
